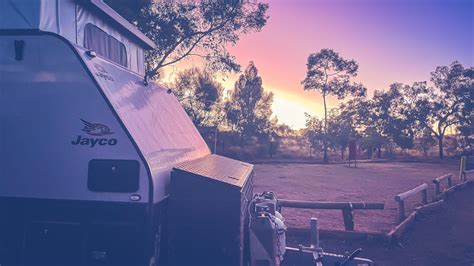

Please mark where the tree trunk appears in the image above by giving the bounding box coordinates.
[377,145,382,159]
[269,141,273,158]
[323,93,328,163]
[438,135,444,159]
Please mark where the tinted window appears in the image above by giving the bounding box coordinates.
[84,24,128,67]
[88,159,139,192]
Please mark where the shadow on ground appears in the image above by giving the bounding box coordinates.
[287,183,474,266]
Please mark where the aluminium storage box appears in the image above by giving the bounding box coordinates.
[168,154,254,266]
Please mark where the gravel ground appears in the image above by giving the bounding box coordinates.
[253,162,460,232]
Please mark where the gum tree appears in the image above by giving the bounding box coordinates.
[171,67,224,127]
[226,62,274,145]
[117,0,268,78]
[409,62,473,159]
[107,0,269,79]
[302,49,366,162]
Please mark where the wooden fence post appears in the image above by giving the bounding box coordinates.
[395,183,427,223]
[434,182,441,201]
[397,201,405,222]
[421,189,428,204]
[459,156,466,181]
[341,206,354,231]
[310,218,319,248]
[433,174,453,200]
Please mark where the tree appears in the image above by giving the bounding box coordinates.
[304,113,325,159]
[338,97,370,133]
[226,62,274,145]
[171,67,224,127]
[409,62,473,159]
[327,109,357,160]
[302,49,366,162]
[417,128,436,157]
[336,97,385,158]
[456,67,474,155]
[272,122,296,138]
[109,1,269,79]
[371,84,417,153]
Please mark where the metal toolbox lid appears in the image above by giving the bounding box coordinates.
[172,154,254,188]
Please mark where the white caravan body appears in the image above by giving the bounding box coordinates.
[0,1,209,265]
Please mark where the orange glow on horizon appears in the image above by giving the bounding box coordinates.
[160,0,471,130]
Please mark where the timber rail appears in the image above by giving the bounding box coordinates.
[433,173,453,200]
[394,183,428,223]
[278,199,384,231]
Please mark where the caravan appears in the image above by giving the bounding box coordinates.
[0,0,214,265]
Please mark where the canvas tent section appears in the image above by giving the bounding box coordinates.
[0,0,76,40]
[75,0,150,74]
[0,0,152,75]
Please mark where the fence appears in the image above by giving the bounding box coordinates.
[459,156,474,181]
[278,199,384,231]
[394,183,428,223]
[433,173,453,200]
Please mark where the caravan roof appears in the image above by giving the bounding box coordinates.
[0,0,154,75]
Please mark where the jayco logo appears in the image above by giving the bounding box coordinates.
[71,119,118,147]
[93,63,114,82]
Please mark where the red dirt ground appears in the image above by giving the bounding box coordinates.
[253,161,460,232]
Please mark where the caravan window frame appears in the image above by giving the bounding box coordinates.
[84,23,128,68]
[87,159,140,193]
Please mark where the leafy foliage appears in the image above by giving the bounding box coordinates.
[327,108,357,159]
[303,113,324,158]
[127,0,269,79]
[226,62,274,144]
[302,49,366,161]
[371,84,418,150]
[170,67,224,127]
[406,61,473,158]
[302,49,366,99]
[417,128,436,157]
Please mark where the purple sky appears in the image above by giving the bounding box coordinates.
[169,0,473,128]
[223,0,473,128]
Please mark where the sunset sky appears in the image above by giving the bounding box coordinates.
[167,0,473,129]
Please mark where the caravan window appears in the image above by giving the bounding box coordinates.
[84,23,128,67]
[88,159,139,192]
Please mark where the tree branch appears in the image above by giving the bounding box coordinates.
[160,33,207,68]
[148,6,239,76]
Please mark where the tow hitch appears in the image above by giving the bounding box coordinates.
[249,192,374,266]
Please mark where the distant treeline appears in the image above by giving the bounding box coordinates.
[168,58,472,161]
[108,1,472,161]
